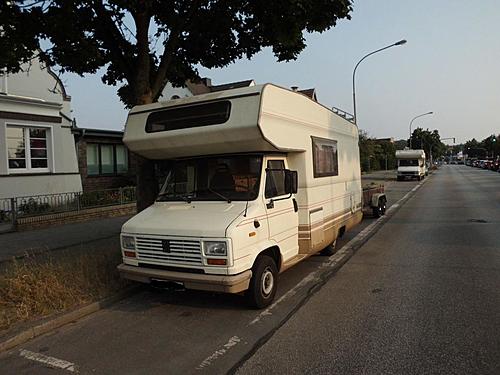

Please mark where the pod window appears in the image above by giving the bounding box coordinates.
[146,101,231,132]
[312,137,339,177]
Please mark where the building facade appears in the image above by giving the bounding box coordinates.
[0,58,82,199]
[73,127,137,191]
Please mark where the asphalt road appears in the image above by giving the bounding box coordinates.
[237,165,500,375]
[0,172,419,374]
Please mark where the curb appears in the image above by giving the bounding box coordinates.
[331,174,429,259]
[230,176,430,374]
[0,285,141,354]
[0,177,430,357]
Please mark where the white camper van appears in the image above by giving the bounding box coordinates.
[396,149,426,181]
[118,84,374,308]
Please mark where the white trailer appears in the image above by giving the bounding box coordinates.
[118,84,369,308]
[396,149,426,181]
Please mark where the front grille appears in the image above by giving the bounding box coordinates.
[138,262,205,274]
[135,236,202,266]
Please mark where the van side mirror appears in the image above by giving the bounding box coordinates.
[285,170,298,194]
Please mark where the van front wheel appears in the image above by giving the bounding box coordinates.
[246,255,278,309]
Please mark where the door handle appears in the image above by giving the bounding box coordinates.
[292,198,298,212]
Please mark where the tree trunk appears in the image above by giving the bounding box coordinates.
[132,6,158,213]
[136,155,158,212]
[134,91,158,212]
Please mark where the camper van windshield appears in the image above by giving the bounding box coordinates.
[157,155,263,202]
[399,159,419,166]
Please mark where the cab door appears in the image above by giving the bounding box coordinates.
[263,158,299,262]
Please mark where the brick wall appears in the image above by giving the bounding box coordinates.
[76,136,138,191]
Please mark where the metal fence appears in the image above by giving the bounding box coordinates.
[0,186,136,232]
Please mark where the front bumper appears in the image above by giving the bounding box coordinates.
[117,264,252,294]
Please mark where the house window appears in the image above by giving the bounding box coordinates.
[86,143,128,176]
[312,137,338,177]
[7,125,49,172]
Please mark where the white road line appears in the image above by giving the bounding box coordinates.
[249,272,320,325]
[196,336,241,370]
[248,180,426,326]
[19,349,78,373]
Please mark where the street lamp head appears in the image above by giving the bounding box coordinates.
[394,39,407,46]
[428,111,434,114]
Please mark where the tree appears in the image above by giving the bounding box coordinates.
[1,0,353,210]
[409,127,446,162]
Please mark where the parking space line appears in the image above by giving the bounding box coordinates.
[196,336,241,370]
[19,349,78,372]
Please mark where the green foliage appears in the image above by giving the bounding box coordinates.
[409,128,447,161]
[1,0,353,107]
[358,130,397,172]
[461,134,500,158]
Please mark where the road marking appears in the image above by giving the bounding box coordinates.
[196,336,241,370]
[249,179,427,326]
[249,272,319,325]
[19,349,78,373]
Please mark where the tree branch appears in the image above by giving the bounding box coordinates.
[92,1,134,83]
[150,1,201,99]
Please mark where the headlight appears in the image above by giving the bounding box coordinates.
[203,241,227,256]
[121,235,135,250]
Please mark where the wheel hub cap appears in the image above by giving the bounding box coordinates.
[261,268,274,296]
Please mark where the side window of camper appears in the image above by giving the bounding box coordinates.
[265,160,286,198]
[312,137,339,177]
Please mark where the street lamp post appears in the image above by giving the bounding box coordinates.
[409,111,433,149]
[352,39,407,124]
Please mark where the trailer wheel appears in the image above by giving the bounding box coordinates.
[320,239,337,256]
[373,198,386,218]
[246,255,278,309]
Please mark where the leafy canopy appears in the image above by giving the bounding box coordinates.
[1,0,353,106]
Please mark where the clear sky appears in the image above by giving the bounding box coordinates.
[62,0,500,144]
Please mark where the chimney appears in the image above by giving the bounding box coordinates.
[291,86,299,92]
[201,77,212,87]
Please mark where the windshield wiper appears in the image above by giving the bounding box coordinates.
[157,192,192,203]
[189,188,231,203]
[208,188,231,203]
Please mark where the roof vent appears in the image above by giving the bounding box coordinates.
[291,86,299,92]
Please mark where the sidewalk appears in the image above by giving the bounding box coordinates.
[362,169,397,186]
[0,215,131,262]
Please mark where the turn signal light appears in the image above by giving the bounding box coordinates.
[207,258,227,265]
[124,250,136,258]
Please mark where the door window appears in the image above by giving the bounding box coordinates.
[265,160,286,198]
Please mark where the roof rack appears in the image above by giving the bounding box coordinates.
[331,106,355,124]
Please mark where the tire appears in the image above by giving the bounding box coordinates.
[372,198,386,218]
[320,239,337,256]
[246,255,278,309]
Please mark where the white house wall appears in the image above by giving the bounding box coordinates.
[0,58,82,199]
[159,82,193,101]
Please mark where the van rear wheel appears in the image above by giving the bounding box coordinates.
[320,239,337,256]
[246,255,278,309]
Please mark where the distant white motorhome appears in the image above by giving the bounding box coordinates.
[118,84,372,308]
[396,149,426,181]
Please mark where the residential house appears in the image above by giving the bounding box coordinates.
[0,57,82,199]
[73,126,137,191]
[160,78,255,100]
